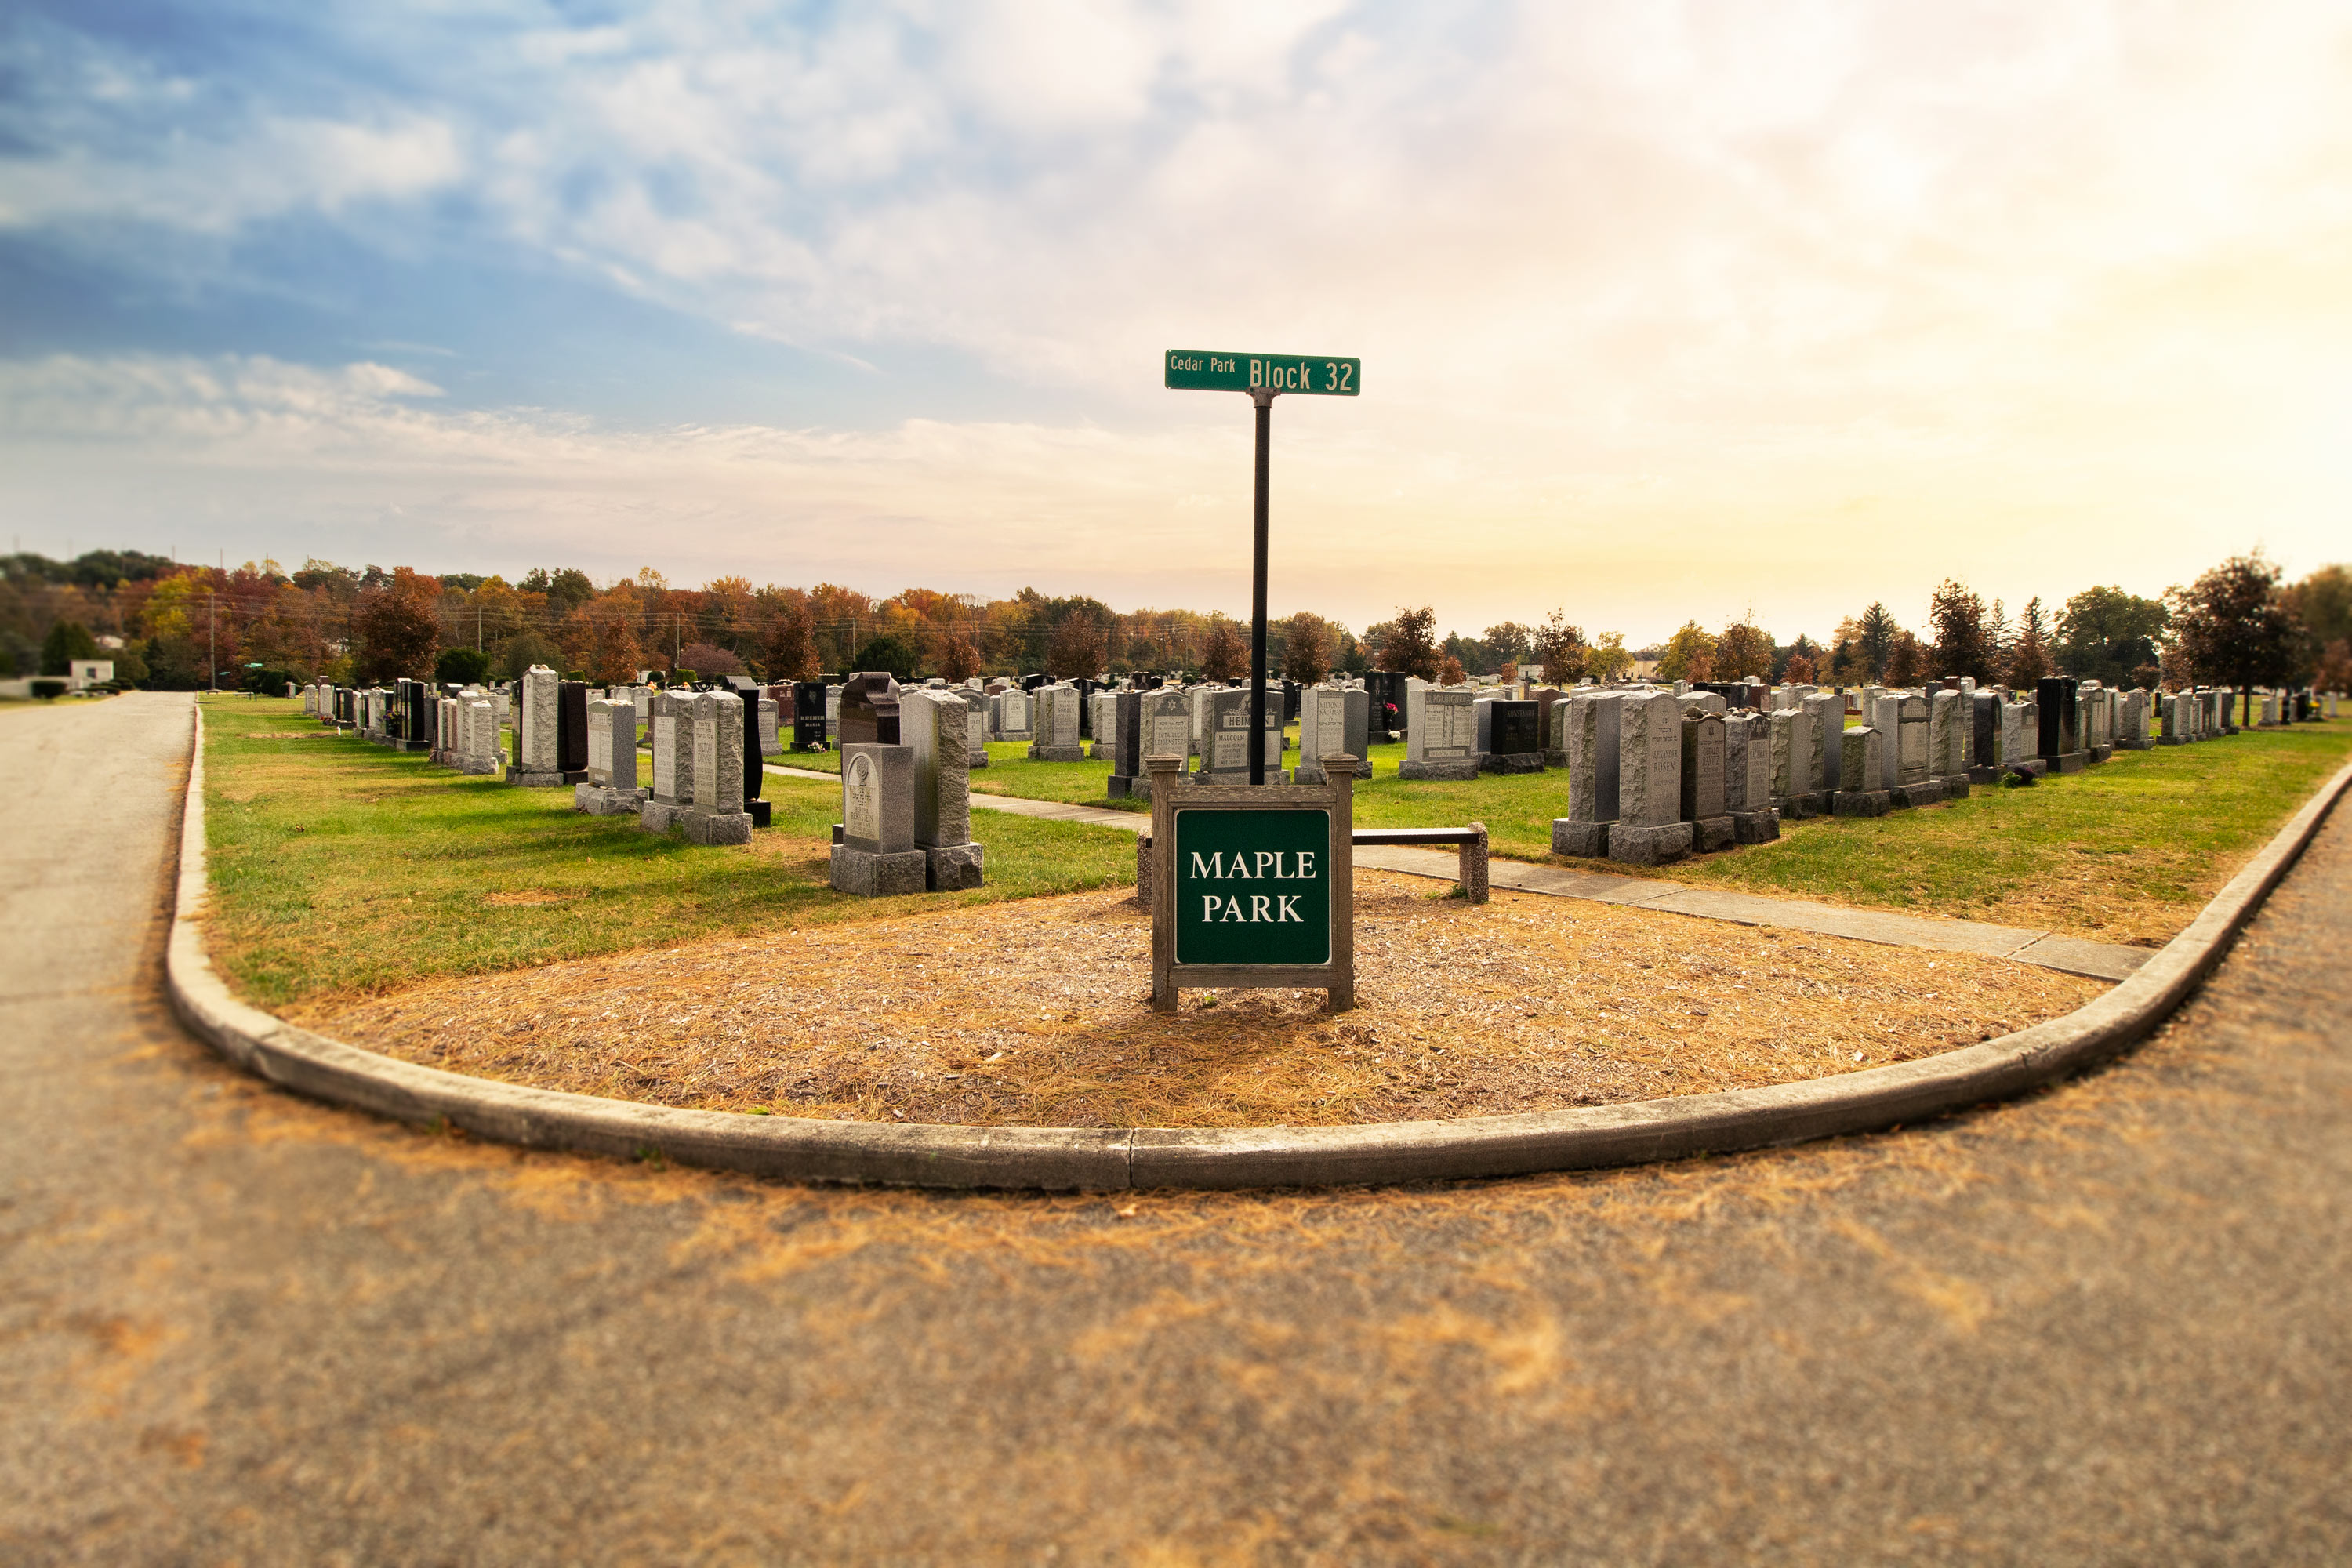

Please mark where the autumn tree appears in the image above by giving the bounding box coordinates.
[2006,598,2052,686]
[1374,605,1440,681]
[1439,652,1467,684]
[579,597,646,683]
[1046,611,1109,680]
[764,601,822,682]
[1281,612,1333,682]
[2167,552,2300,725]
[353,575,442,683]
[931,626,982,683]
[1199,618,1248,683]
[1926,579,1996,683]
[1854,601,1899,682]
[1781,650,1817,684]
[676,641,744,678]
[1588,631,1635,682]
[1531,609,1588,684]
[1884,630,1926,688]
[1711,620,1772,681]
[1656,620,1718,682]
[2054,585,2169,687]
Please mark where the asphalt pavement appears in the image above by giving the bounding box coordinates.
[7,692,2350,1564]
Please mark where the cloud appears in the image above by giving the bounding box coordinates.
[3,3,2352,634]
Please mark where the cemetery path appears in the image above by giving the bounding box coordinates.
[11,693,2352,1562]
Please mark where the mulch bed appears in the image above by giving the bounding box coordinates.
[290,872,2103,1130]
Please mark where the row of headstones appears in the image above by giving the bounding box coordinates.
[1548,678,2117,867]
[304,676,510,771]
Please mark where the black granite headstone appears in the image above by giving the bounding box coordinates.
[1107,690,1145,797]
[2035,677,2079,762]
[557,680,589,778]
[840,671,900,746]
[1490,700,1540,755]
[791,681,828,749]
[1365,670,1408,741]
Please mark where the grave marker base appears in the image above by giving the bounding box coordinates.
[1479,753,1547,775]
[1891,781,1947,808]
[1833,790,1893,817]
[1398,758,1480,781]
[925,842,986,891]
[2116,738,2155,751]
[681,810,754,846]
[830,845,927,897]
[1551,818,1610,857]
[1690,815,1735,851]
[1605,822,1693,867]
[2047,752,2089,775]
[573,783,647,817]
[1729,808,1780,844]
[505,766,569,788]
[1027,744,1087,762]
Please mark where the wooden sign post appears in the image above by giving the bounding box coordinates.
[1148,752,1357,1012]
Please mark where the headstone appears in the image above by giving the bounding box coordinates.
[575,697,645,815]
[1969,692,2006,782]
[1929,690,1970,799]
[1551,691,1623,856]
[1112,688,1192,799]
[2117,689,2154,750]
[957,688,989,769]
[673,691,753,844]
[557,680,589,779]
[829,744,927,896]
[1721,712,1780,842]
[1833,727,1893,816]
[2036,677,2085,771]
[1678,713,1733,851]
[506,666,568,786]
[1800,693,1840,804]
[1364,671,1408,742]
[1027,683,1087,762]
[1294,686,1372,784]
[757,695,782,757]
[1607,691,1693,866]
[903,689,985,890]
[1400,684,1479,780]
[1476,699,1543,773]
[824,683,841,742]
[840,673,901,746]
[1191,687,1287,784]
[1769,709,1817,817]
[638,689,695,833]
[459,693,499,775]
[992,686,1033,742]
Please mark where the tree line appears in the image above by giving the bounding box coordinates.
[5,547,2345,702]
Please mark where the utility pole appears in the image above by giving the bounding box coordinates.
[209,591,217,691]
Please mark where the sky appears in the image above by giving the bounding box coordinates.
[2,1,2349,645]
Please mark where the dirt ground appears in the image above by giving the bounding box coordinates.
[293,870,2104,1127]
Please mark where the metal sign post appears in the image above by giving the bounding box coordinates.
[1166,350,1361,785]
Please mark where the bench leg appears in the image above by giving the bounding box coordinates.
[1459,823,1490,906]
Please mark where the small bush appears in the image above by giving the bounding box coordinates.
[31,678,67,699]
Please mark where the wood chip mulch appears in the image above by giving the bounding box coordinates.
[290,871,2104,1130]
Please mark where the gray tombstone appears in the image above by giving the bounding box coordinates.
[1769,709,1816,817]
[1929,690,1971,799]
[574,696,644,815]
[1401,684,1480,780]
[905,689,984,890]
[1608,691,1692,866]
[1028,683,1087,762]
[1833,727,1892,816]
[829,744,927,896]
[1679,713,1733,851]
[638,688,696,833]
[1721,712,1779,842]
[676,691,753,844]
[1551,691,1624,857]
[508,665,565,786]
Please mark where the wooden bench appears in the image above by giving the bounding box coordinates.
[1137,822,1490,906]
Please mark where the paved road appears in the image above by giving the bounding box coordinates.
[9,692,2352,1563]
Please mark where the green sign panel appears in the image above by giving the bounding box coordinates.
[1173,808,1332,967]
[1164,350,1360,396]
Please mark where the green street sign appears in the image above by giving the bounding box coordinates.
[1165,350,1360,396]
[1173,808,1331,967]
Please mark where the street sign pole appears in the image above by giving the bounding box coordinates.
[1163,351,1360,789]
[1250,387,1273,785]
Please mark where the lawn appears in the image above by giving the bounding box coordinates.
[201,697,1142,1008]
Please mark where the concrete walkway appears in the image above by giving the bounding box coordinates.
[768,761,2151,981]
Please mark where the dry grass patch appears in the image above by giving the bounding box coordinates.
[296,870,2103,1129]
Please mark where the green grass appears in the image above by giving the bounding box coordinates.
[201,697,1142,1008]
[1658,725,2352,943]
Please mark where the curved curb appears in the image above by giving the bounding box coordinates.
[169,705,2352,1189]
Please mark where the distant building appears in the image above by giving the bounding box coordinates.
[68,659,114,691]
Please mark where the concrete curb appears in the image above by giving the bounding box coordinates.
[173,706,2352,1189]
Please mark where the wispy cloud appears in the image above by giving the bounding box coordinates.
[2,2,2350,633]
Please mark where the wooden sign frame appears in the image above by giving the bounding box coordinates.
[1148,752,1356,1012]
